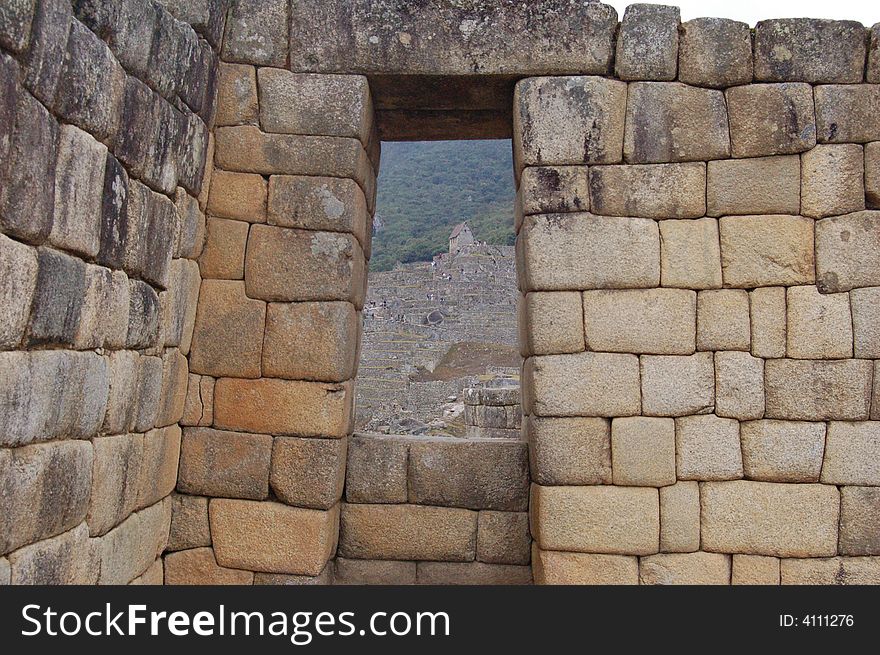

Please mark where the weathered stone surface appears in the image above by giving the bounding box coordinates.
[679,18,752,88]
[839,487,880,556]
[0,234,38,349]
[615,4,679,81]
[583,289,695,355]
[207,170,267,222]
[867,143,880,208]
[821,422,880,485]
[732,555,780,585]
[527,416,611,486]
[660,481,700,553]
[26,248,86,347]
[416,562,532,585]
[213,378,353,437]
[129,558,163,585]
[533,550,638,585]
[0,52,19,193]
[740,420,825,483]
[640,552,730,585]
[520,213,659,291]
[8,522,97,584]
[715,352,765,420]
[126,280,160,350]
[132,355,162,433]
[178,112,209,197]
[781,557,880,585]
[167,494,211,552]
[624,82,730,163]
[851,287,880,358]
[801,144,865,218]
[142,192,178,289]
[409,438,529,512]
[136,425,181,509]
[215,62,258,126]
[765,359,873,420]
[754,19,866,83]
[74,265,129,351]
[165,547,254,585]
[174,187,206,260]
[211,499,338,575]
[787,286,853,359]
[750,287,787,359]
[675,414,742,481]
[334,558,416,585]
[270,437,347,510]
[476,511,530,565]
[701,481,840,557]
[178,427,272,500]
[97,498,171,585]
[87,433,143,537]
[641,353,714,417]
[589,162,705,219]
[222,0,288,67]
[0,0,36,52]
[155,350,188,428]
[707,156,801,217]
[524,352,641,417]
[659,218,722,290]
[199,217,248,280]
[345,434,408,504]
[815,211,880,293]
[160,258,201,353]
[531,485,659,555]
[141,3,188,100]
[513,76,627,170]
[871,24,880,83]
[520,292,585,356]
[611,417,675,487]
[22,0,70,104]
[102,350,140,435]
[697,289,750,351]
[874,362,880,421]
[726,84,816,157]
[253,567,333,586]
[720,215,815,288]
[518,166,590,217]
[339,503,476,562]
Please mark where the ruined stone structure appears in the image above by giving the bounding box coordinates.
[2,0,880,585]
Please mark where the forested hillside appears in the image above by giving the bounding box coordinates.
[371,140,516,271]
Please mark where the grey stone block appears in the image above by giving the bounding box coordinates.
[127,279,160,350]
[8,522,98,584]
[73,0,159,79]
[21,0,71,105]
[345,434,408,504]
[678,18,753,88]
[615,4,680,81]
[25,248,86,347]
[0,234,38,350]
[0,0,36,52]
[96,153,130,269]
[222,0,288,67]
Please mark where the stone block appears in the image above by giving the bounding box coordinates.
[0,0,36,52]
[0,234,38,349]
[344,434,408,504]
[740,420,825,483]
[253,567,333,586]
[533,550,639,585]
[513,76,627,170]
[8,522,97,584]
[589,162,705,219]
[851,287,880,358]
[726,83,816,157]
[720,215,815,287]
[801,144,865,218]
[675,414,742,481]
[155,349,188,428]
[97,498,172,584]
[527,416,611,486]
[640,552,730,585]
[87,433,143,537]
[765,359,873,420]
[520,213,659,291]
[137,425,181,509]
[732,555,780,585]
[583,289,696,355]
[213,378,353,437]
[815,85,880,143]
[22,0,70,103]
[408,439,529,512]
[624,82,730,163]
[701,480,840,557]
[215,62,258,126]
[750,287,787,359]
[129,558,163,585]
[786,286,853,359]
[222,0,288,67]
[477,511,531,566]
[199,217,248,280]
[0,52,19,192]
[866,142,880,209]
[142,192,178,289]
[615,4,679,81]
[530,485,659,555]
[167,494,211,552]
[715,352,765,420]
[133,355,162,433]
[339,503,476,562]
[872,24,880,83]
[518,166,590,216]
[207,170,267,222]
[520,292,585,356]
[659,218,722,289]
[96,153,130,271]
[660,481,700,553]
[102,350,140,435]
[174,188,206,260]
[754,19,866,83]
[524,352,641,417]
[815,211,880,293]
[781,557,880,585]
[334,558,416,585]
[416,562,532,585]
[678,18,752,88]
[75,265,129,351]
[641,353,714,417]
[874,362,880,421]
[707,155,801,217]
[270,436,347,510]
[839,487,880,556]
[821,422,880,485]
[25,248,86,347]
[164,547,254,585]
[142,4,187,100]
[160,259,201,353]
[178,427,272,500]
[610,416,676,487]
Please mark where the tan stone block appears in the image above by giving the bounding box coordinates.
[164,547,254,585]
[477,511,531,566]
[263,301,358,382]
[167,493,211,552]
[189,280,266,379]
[174,188,206,261]
[181,374,213,427]
[518,166,590,216]
[726,83,816,157]
[815,211,880,292]
[523,352,641,417]
[697,289,750,351]
[801,144,865,218]
[676,414,742,481]
[732,555,780,585]
[213,377,353,437]
[527,416,611,486]
[520,213,659,291]
[750,287,787,358]
[198,217,249,279]
[136,425,181,510]
[720,215,815,287]
[253,567,333,586]
[130,559,164,585]
[215,62,258,126]
[416,562,532,585]
[781,557,880,585]
[530,485,659,555]
[334,558,416,585]
[639,552,730,585]
[0,557,9,585]
[839,486,880,556]
[821,421,880,485]
[659,218,722,290]
[851,287,880,358]
[102,350,140,435]
[765,359,873,420]
[533,549,639,585]
[740,420,826,483]
[614,4,679,81]
[155,349,188,428]
[520,292,585,356]
[589,163,706,218]
[339,503,476,562]
[583,289,696,355]
[97,498,171,585]
[701,480,839,557]
[866,142,880,207]
[611,417,676,487]
[211,500,339,576]
[87,433,143,537]
[707,155,801,217]
[270,436,347,510]
[207,170,267,223]
[786,285,853,359]
[814,84,880,143]
[641,353,715,417]
[660,481,700,553]
[178,427,272,500]
[715,351,765,420]
[344,434,408,504]
[8,523,98,585]
[874,362,880,421]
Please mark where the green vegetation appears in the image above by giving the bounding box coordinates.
[371,140,516,271]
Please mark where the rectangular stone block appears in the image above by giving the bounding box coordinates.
[344,434,408,504]
[640,552,731,585]
[87,433,143,537]
[221,0,288,67]
[520,292,585,356]
[610,417,675,487]
[270,436,347,510]
[781,557,880,585]
[8,522,97,585]
[815,211,880,293]
[477,511,531,566]
[102,350,140,435]
[740,420,825,483]
[765,359,873,420]
[167,493,211,552]
[97,498,171,585]
[518,166,590,217]
[640,353,714,417]
[164,547,254,585]
[160,259,201,353]
[660,481,700,553]
[732,555,780,585]
[533,549,638,585]
[707,155,800,217]
[178,427,272,500]
[726,83,816,157]
[851,287,880,358]
[75,265,130,351]
[334,558,416,585]
[207,170,267,222]
[136,425,181,509]
[802,144,865,219]
[132,355,162,433]
[750,287,787,359]
[867,142,880,207]
[416,562,532,585]
[839,487,880,556]
[614,4,679,81]
[126,282,160,352]
[339,503,476,562]
[720,215,815,287]
[814,85,880,143]
[696,289,750,351]
[714,352,765,420]
[678,17,752,88]
[0,233,38,349]
[199,217,248,279]
[786,285,853,359]
[589,162,705,218]
[659,218,722,290]
[675,414,742,481]
[821,422,880,485]
[155,350,188,428]
[527,416,611,486]
[215,62,258,126]
[174,189,206,260]
[26,247,86,347]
